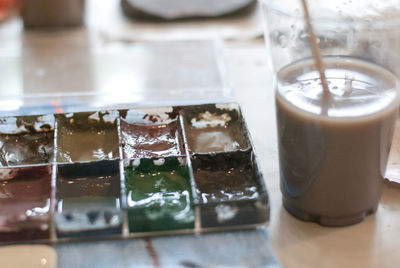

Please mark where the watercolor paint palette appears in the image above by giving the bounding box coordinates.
[0,103,269,244]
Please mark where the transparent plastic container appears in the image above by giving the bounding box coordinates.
[0,39,233,116]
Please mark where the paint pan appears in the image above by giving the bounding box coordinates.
[182,103,250,154]
[0,115,54,167]
[0,165,52,242]
[55,160,122,238]
[191,149,269,228]
[56,111,119,163]
[119,107,184,159]
[123,157,194,233]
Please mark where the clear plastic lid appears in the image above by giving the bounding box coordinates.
[0,32,232,116]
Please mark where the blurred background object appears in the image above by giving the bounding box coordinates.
[21,0,85,29]
[92,0,263,42]
[121,0,256,21]
[0,0,16,23]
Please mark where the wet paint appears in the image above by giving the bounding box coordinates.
[0,165,51,242]
[55,161,122,237]
[183,104,249,153]
[0,115,54,166]
[124,157,194,232]
[121,120,182,159]
[191,150,268,228]
[56,112,119,162]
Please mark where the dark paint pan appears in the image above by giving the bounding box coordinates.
[0,115,54,167]
[0,165,52,242]
[55,160,122,238]
[191,150,269,228]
